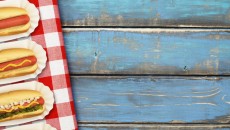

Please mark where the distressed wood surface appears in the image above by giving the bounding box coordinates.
[78,124,230,130]
[71,76,230,123]
[64,28,230,75]
[60,0,230,129]
[59,0,230,27]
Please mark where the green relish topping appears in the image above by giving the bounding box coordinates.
[0,104,43,120]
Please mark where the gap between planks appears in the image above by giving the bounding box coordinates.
[78,123,230,128]
[70,74,230,77]
[62,26,230,29]
[63,28,230,33]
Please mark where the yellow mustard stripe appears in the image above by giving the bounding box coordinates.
[0,101,39,113]
[0,59,31,71]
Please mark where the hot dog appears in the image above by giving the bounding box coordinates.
[0,48,38,79]
[0,7,30,36]
[0,90,45,122]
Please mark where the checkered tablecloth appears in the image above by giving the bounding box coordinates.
[0,0,78,129]
[30,0,78,129]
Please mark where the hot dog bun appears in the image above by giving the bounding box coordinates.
[0,7,30,36]
[0,7,28,20]
[0,90,45,122]
[0,64,38,79]
[0,48,38,79]
[0,90,42,104]
[0,48,34,63]
[0,22,30,36]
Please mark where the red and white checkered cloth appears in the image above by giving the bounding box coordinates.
[0,0,78,129]
[30,0,78,129]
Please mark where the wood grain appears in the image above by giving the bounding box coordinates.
[79,124,230,130]
[71,76,230,123]
[64,28,230,75]
[59,0,230,27]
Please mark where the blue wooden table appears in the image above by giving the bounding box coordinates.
[59,0,230,129]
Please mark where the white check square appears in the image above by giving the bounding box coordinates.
[39,5,55,20]
[59,116,75,129]
[49,60,65,75]
[44,32,60,47]
[54,88,69,104]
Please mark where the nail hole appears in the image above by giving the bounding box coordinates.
[184,66,188,71]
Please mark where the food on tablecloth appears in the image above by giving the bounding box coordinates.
[0,7,30,36]
[0,90,45,122]
[0,48,38,79]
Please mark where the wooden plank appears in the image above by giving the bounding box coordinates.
[59,0,230,27]
[71,76,230,123]
[78,124,230,130]
[64,28,230,75]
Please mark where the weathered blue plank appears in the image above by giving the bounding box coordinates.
[64,29,230,75]
[78,124,230,130]
[71,76,230,123]
[59,0,230,27]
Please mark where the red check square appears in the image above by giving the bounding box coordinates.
[42,19,58,33]
[28,0,39,7]
[38,0,53,6]
[65,74,71,88]
[54,5,60,18]
[55,19,62,32]
[31,20,44,36]
[47,47,63,61]
[56,103,73,117]
[51,75,67,89]
[46,118,61,130]
[31,34,46,48]
[60,46,67,59]
[38,76,53,90]
[38,60,52,78]
[46,104,59,119]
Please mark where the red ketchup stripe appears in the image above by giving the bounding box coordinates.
[0,15,30,29]
[22,97,45,107]
[0,56,37,72]
[37,97,45,105]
